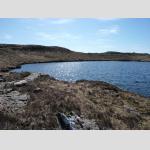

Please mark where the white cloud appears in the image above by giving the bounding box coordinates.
[97,18,119,21]
[50,19,74,24]
[36,32,59,40]
[98,25,120,36]
[36,32,80,41]
[4,34,12,39]
[0,34,12,40]
[26,26,34,30]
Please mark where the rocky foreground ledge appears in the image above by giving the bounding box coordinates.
[0,72,149,130]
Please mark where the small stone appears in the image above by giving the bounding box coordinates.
[33,87,42,93]
[0,77,5,82]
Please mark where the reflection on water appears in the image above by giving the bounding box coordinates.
[12,61,150,97]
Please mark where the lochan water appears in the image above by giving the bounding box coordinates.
[12,61,150,97]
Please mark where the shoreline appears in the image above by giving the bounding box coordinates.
[1,59,150,72]
[0,44,150,129]
[9,60,150,99]
[0,71,149,129]
[0,44,150,72]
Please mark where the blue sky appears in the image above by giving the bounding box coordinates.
[0,18,150,53]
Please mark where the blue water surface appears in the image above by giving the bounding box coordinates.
[12,61,150,97]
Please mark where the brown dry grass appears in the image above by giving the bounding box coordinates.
[0,72,149,130]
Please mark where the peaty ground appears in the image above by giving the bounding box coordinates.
[0,72,149,130]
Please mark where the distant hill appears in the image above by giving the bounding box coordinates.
[103,51,149,55]
[0,44,72,53]
[0,44,150,71]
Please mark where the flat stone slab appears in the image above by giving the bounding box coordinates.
[14,80,27,86]
[14,73,40,87]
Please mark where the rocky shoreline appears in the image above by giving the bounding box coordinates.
[0,71,149,129]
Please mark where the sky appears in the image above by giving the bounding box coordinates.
[0,18,150,53]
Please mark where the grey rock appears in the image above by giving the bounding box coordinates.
[57,112,99,130]
[14,80,27,86]
[33,87,42,93]
[25,73,40,82]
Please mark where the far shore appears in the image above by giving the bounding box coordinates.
[0,44,150,71]
[1,59,149,73]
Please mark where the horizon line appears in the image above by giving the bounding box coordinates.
[0,43,150,55]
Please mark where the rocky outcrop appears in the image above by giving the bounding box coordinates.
[14,73,40,86]
[57,112,99,130]
[0,73,40,116]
